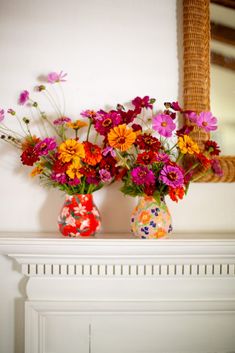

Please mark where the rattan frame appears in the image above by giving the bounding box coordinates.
[183,0,235,182]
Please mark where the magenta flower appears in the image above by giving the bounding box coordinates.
[35,137,57,156]
[0,109,5,122]
[131,166,156,186]
[187,112,198,123]
[170,101,182,111]
[51,172,67,184]
[197,112,217,132]
[156,153,170,163]
[159,164,184,188]
[132,96,153,110]
[80,110,98,120]
[102,146,116,158]
[7,108,16,116]
[68,178,81,186]
[53,117,71,125]
[94,111,122,136]
[211,159,223,177]
[18,90,29,105]
[99,169,112,182]
[152,113,176,137]
[47,71,67,84]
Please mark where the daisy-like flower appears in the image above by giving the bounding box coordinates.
[169,186,185,202]
[152,113,176,137]
[34,137,57,156]
[83,141,102,166]
[18,90,29,105]
[197,112,217,132]
[53,116,71,126]
[94,111,122,136]
[47,71,67,84]
[66,120,88,130]
[131,166,156,186]
[132,96,153,110]
[66,159,82,179]
[156,153,170,163]
[99,169,112,182]
[135,133,161,151]
[58,139,85,163]
[136,151,158,165]
[159,164,184,188]
[51,172,67,184]
[108,124,136,152]
[80,110,98,120]
[20,148,39,166]
[205,140,221,156]
[0,109,5,122]
[178,135,200,155]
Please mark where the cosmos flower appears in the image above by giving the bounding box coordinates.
[132,96,153,110]
[53,117,72,125]
[47,71,67,83]
[152,113,176,137]
[159,164,184,188]
[18,90,29,105]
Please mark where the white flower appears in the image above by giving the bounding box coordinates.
[92,207,100,218]
[66,215,76,227]
[74,204,87,215]
[61,207,70,218]
[80,218,90,230]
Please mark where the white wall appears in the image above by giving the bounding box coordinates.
[0,0,235,352]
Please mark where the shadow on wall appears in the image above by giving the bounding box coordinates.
[38,189,63,233]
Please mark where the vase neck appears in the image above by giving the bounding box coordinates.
[65,194,93,202]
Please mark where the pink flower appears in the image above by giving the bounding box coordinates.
[51,172,67,184]
[159,164,184,188]
[68,178,81,186]
[102,146,116,158]
[131,166,156,186]
[80,110,98,120]
[99,169,112,182]
[35,137,57,156]
[211,159,223,177]
[152,113,176,137]
[18,90,29,105]
[94,111,122,136]
[0,109,5,122]
[53,117,71,125]
[47,71,67,84]
[156,153,170,163]
[197,112,217,132]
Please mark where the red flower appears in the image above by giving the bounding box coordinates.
[196,153,211,169]
[131,124,142,133]
[99,155,117,176]
[136,151,158,165]
[132,96,153,110]
[135,133,161,151]
[205,140,221,156]
[169,187,185,202]
[176,125,193,137]
[118,109,139,124]
[144,183,155,196]
[20,147,39,166]
[52,158,69,173]
[79,165,97,178]
[83,141,102,166]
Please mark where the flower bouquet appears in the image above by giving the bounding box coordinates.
[0,72,123,237]
[88,96,221,239]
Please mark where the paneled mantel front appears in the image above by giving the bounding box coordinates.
[1,233,235,353]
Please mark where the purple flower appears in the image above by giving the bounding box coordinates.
[94,111,122,136]
[102,146,116,158]
[0,109,5,122]
[53,117,72,125]
[159,164,184,188]
[35,137,57,156]
[197,112,217,132]
[211,159,223,177]
[131,166,156,186]
[99,169,112,182]
[51,172,67,184]
[156,153,170,163]
[47,71,67,84]
[18,90,29,105]
[7,108,16,116]
[152,113,176,137]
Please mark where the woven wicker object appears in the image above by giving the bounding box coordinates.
[183,0,235,182]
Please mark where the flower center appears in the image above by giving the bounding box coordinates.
[102,118,112,127]
[202,121,208,127]
[40,143,47,149]
[168,171,177,181]
[161,122,167,127]
[139,171,147,178]
[117,136,126,144]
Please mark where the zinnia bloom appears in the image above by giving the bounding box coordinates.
[99,169,112,182]
[152,113,176,137]
[136,151,158,165]
[108,124,136,152]
[53,117,71,125]
[94,111,122,136]
[131,166,156,185]
[132,96,153,110]
[35,137,57,156]
[51,172,67,184]
[178,135,200,154]
[0,109,5,122]
[58,139,85,163]
[159,164,184,188]
[20,148,39,166]
[205,140,221,156]
[47,71,67,83]
[83,141,102,166]
[18,90,29,105]
[66,159,83,180]
[80,110,98,120]
[169,186,185,202]
[30,165,43,177]
[135,133,161,151]
[196,153,211,169]
[66,120,88,130]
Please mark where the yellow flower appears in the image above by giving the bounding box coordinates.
[178,135,200,155]
[58,139,85,163]
[66,120,88,130]
[66,159,83,180]
[108,124,136,152]
[30,165,43,177]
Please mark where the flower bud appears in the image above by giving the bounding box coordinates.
[23,117,30,124]
[32,102,38,108]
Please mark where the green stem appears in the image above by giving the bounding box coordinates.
[86,120,92,141]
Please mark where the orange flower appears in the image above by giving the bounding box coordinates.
[66,159,82,179]
[169,187,185,203]
[30,165,43,177]
[108,124,136,152]
[21,135,40,151]
[83,141,102,166]
[66,120,88,130]
[58,139,85,163]
[139,211,151,224]
[178,135,199,155]
[154,228,166,238]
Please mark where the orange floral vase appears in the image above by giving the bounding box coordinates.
[58,194,101,237]
[131,196,172,239]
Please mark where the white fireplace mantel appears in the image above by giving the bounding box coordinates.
[1,232,235,353]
